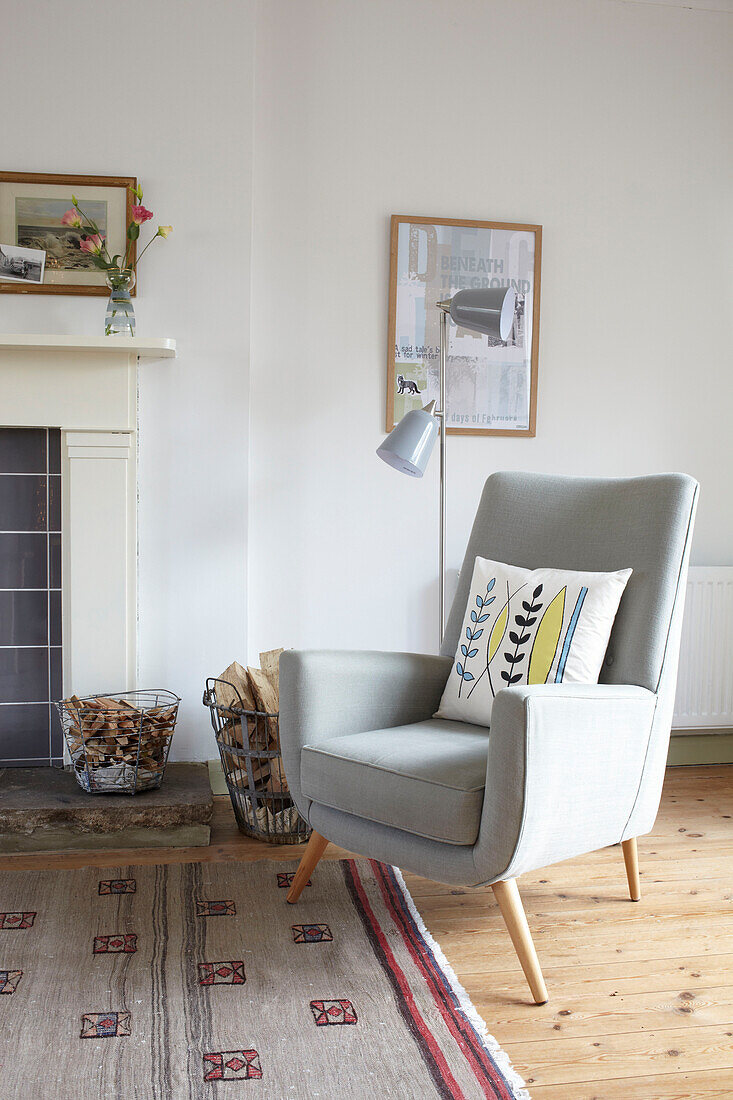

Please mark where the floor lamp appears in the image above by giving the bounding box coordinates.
[377,286,516,645]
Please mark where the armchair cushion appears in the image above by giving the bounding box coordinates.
[300,719,489,845]
[437,556,632,727]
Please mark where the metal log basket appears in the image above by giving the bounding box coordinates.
[55,689,180,794]
[203,677,311,844]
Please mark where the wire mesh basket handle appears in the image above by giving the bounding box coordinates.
[203,677,248,716]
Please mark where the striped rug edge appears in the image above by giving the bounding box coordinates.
[384,863,530,1100]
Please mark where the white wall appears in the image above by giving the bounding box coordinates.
[2,0,255,760]
[4,0,731,761]
[248,0,733,661]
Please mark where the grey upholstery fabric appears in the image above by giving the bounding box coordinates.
[279,472,699,888]
[622,472,698,840]
[301,720,489,845]
[478,684,657,881]
[300,684,656,886]
[442,472,696,694]
[279,650,452,821]
[309,802,484,886]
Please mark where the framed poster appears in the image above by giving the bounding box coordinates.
[387,215,542,436]
[0,172,137,296]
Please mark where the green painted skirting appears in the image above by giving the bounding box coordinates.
[667,731,733,766]
[208,758,229,795]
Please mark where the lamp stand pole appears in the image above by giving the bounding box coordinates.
[437,302,450,647]
[378,287,516,652]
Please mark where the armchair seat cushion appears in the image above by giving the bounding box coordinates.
[300,719,489,846]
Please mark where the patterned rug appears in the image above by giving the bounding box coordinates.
[0,858,529,1099]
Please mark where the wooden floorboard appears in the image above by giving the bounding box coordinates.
[529,1066,733,1099]
[0,763,731,1098]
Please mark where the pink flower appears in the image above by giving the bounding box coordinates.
[131,205,154,225]
[61,208,82,227]
[79,234,104,255]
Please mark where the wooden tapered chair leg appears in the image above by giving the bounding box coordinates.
[286,831,329,903]
[621,836,641,901]
[491,878,548,1005]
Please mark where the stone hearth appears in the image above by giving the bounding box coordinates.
[0,763,212,852]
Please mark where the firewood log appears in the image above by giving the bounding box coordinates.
[245,667,280,750]
[266,773,290,795]
[258,648,284,706]
[94,696,130,710]
[215,662,257,712]
[246,669,277,714]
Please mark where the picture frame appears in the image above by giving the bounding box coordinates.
[0,242,46,286]
[387,215,542,436]
[0,172,138,296]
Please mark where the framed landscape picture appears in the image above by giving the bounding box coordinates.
[387,215,542,436]
[0,172,137,296]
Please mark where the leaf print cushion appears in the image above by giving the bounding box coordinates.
[435,557,632,727]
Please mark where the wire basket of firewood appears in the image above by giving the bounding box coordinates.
[55,690,180,794]
[203,656,310,844]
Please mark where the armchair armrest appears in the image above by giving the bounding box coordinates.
[474,683,658,883]
[279,649,452,818]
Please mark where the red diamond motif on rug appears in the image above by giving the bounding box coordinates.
[80,1011,131,1039]
[98,879,136,895]
[310,999,358,1026]
[198,960,246,986]
[292,923,333,944]
[195,899,236,917]
[276,872,311,889]
[203,1049,262,1081]
[0,912,36,930]
[93,934,137,954]
[0,970,23,994]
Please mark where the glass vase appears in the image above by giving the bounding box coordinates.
[105,269,136,336]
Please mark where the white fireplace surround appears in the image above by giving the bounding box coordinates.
[0,334,175,703]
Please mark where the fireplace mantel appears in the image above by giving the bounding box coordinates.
[0,334,175,708]
[0,334,176,358]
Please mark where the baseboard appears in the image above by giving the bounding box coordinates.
[668,730,733,766]
[208,758,228,795]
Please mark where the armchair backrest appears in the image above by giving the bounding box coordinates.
[442,472,699,696]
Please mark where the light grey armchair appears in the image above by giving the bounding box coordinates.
[279,472,698,1003]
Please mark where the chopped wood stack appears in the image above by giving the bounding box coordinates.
[61,694,178,780]
[214,648,295,811]
[215,650,282,743]
[210,649,309,840]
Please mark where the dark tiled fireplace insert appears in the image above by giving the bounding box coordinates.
[0,428,63,766]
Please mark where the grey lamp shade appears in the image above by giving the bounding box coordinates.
[377,406,439,477]
[449,286,516,341]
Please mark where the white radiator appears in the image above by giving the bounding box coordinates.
[673,566,733,730]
